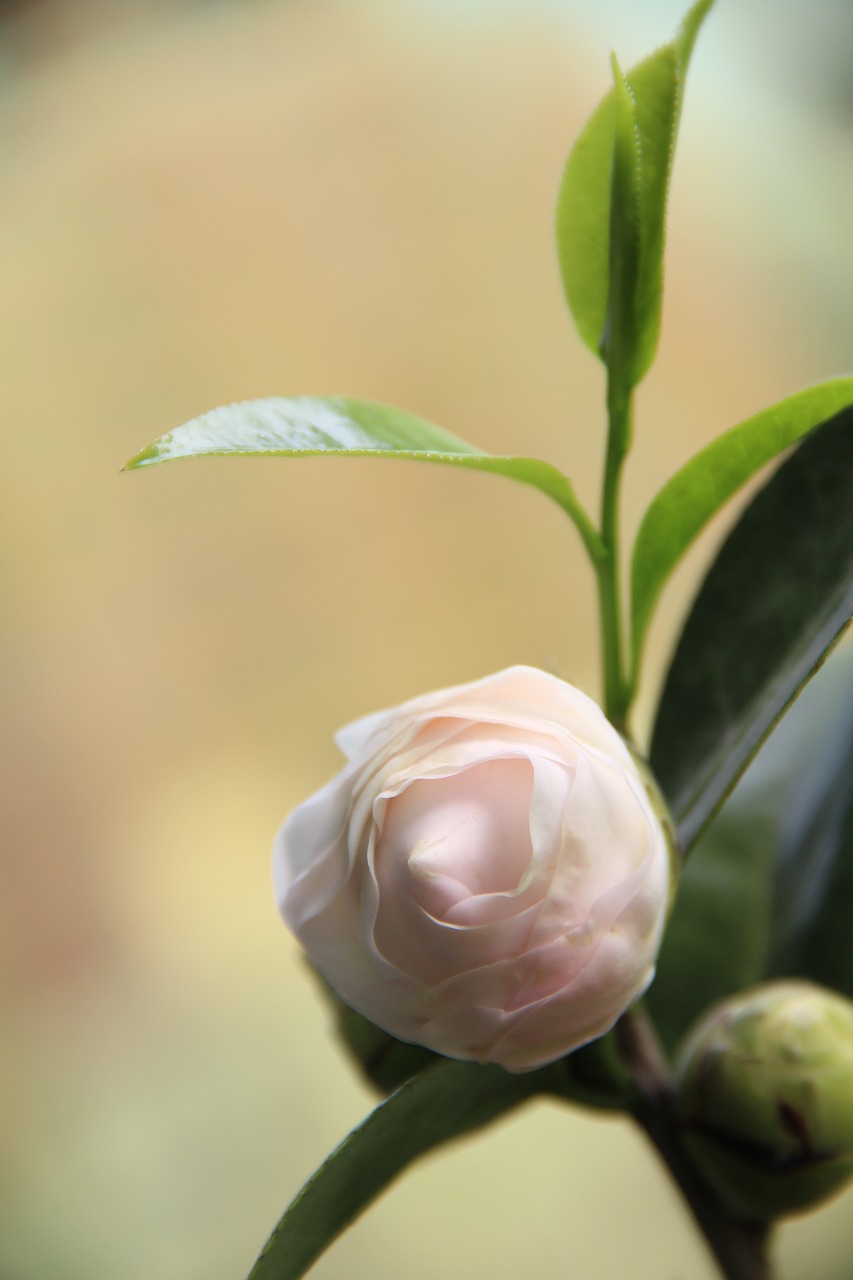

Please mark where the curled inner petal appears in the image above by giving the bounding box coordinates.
[378,758,535,918]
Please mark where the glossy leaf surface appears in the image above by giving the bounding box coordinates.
[247,1061,537,1280]
[630,378,853,677]
[651,649,853,1051]
[770,678,853,998]
[650,408,853,854]
[126,397,602,561]
[555,0,713,384]
[648,805,775,1054]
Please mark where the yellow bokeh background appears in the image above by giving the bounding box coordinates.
[2,2,852,1276]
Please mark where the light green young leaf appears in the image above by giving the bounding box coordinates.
[247,1060,539,1280]
[126,396,603,563]
[630,378,853,680]
[602,54,643,405]
[650,409,853,854]
[555,0,713,384]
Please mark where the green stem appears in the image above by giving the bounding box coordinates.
[597,389,632,727]
[616,1009,774,1280]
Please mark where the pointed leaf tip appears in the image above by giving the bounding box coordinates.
[122,396,604,563]
[556,0,715,386]
[678,0,716,68]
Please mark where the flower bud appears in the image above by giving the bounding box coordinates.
[675,981,853,1222]
[273,666,673,1074]
[312,967,439,1094]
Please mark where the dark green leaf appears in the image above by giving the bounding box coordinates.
[770,676,853,997]
[125,396,603,563]
[247,1060,537,1280]
[550,1028,635,1111]
[555,0,713,384]
[630,378,853,681]
[650,408,853,854]
[650,646,853,1052]
[647,805,775,1054]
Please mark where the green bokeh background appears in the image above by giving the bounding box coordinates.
[1,1,852,1276]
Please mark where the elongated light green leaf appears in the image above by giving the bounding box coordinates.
[555,0,713,384]
[126,396,603,563]
[247,1060,538,1280]
[602,54,643,403]
[630,378,853,681]
[650,408,853,854]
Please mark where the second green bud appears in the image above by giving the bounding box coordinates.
[674,981,853,1223]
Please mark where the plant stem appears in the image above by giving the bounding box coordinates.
[616,1009,774,1280]
[597,387,632,727]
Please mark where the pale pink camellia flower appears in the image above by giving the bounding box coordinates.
[273,667,673,1073]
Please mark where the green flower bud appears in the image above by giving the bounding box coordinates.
[674,981,853,1223]
[311,966,439,1095]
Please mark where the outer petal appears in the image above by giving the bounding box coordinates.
[273,766,357,925]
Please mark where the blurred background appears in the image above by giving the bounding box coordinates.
[1,0,852,1276]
